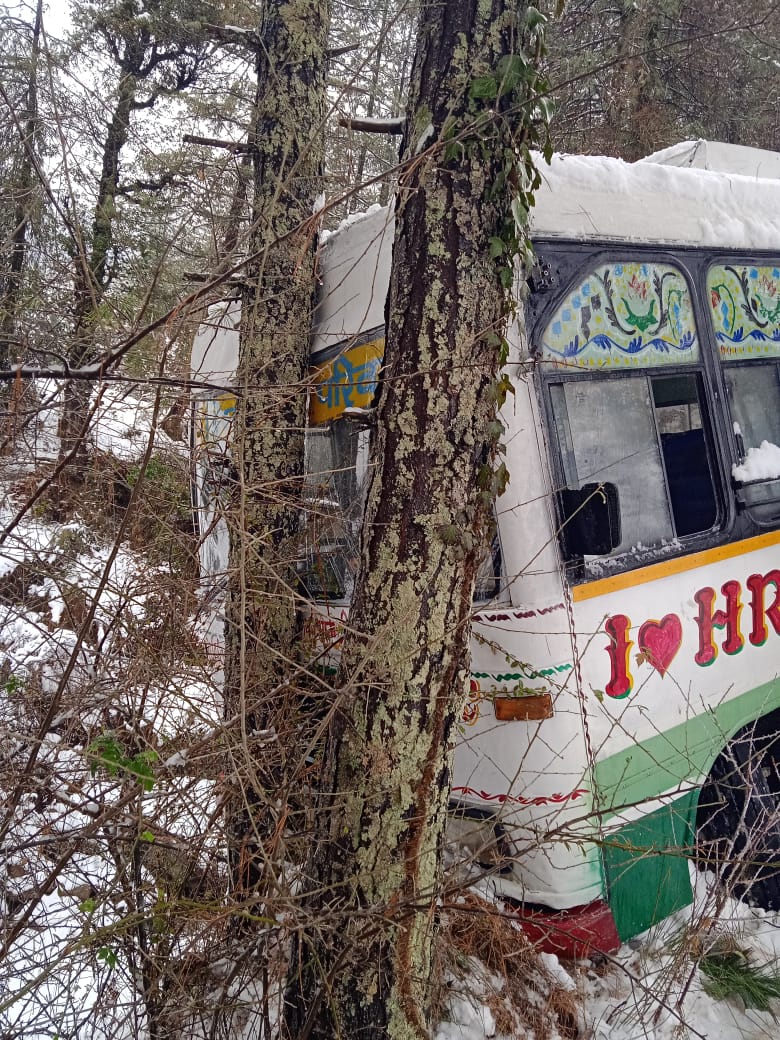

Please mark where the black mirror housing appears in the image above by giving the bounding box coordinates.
[559,482,621,559]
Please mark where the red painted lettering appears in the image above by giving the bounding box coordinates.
[746,569,780,647]
[604,614,633,699]
[694,581,743,666]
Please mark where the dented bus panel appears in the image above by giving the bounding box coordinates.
[192,144,780,951]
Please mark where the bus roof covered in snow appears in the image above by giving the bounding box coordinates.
[312,142,780,351]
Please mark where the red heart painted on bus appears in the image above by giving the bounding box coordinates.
[637,614,683,677]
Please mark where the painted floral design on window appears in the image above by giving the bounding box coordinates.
[540,262,699,369]
[708,264,780,359]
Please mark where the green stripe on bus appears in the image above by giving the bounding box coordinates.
[593,676,780,818]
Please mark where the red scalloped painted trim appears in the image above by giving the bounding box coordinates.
[451,786,588,807]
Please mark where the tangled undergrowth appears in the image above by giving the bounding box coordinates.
[436,890,580,1039]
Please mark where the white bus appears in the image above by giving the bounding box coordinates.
[192,141,780,955]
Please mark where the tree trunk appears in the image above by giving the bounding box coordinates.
[0,0,41,369]
[58,64,138,472]
[606,0,679,160]
[223,0,328,904]
[0,0,42,449]
[284,0,540,1036]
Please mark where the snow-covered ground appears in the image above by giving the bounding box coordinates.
[436,869,780,1040]
[0,387,224,1038]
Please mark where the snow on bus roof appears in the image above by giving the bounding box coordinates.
[640,138,780,178]
[531,149,780,248]
[190,299,240,386]
[314,204,394,350]
[313,144,780,348]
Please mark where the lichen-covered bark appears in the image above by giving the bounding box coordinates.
[223,0,328,899]
[285,0,533,1036]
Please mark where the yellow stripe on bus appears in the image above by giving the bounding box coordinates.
[572,529,780,602]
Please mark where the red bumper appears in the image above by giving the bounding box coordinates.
[510,898,621,959]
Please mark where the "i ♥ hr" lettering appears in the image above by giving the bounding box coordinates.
[602,568,780,699]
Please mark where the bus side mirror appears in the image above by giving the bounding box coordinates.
[559,482,621,558]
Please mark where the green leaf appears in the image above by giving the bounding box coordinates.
[536,95,556,125]
[88,735,124,778]
[496,53,527,95]
[5,674,22,695]
[469,75,498,101]
[139,829,156,843]
[593,689,605,703]
[498,373,515,402]
[128,752,157,792]
[525,6,547,32]
[79,897,97,913]
[488,236,505,259]
[444,140,463,164]
[493,461,511,497]
[499,266,513,290]
[511,195,529,228]
[97,947,118,969]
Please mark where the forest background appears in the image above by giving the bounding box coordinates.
[0,1,779,1038]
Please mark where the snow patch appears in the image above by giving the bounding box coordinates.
[415,122,435,154]
[319,202,385,243]
[732,440,780,482]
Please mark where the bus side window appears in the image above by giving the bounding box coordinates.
[301,422,367,601]
[540,258,720,569]
[473,534,501,602]
[708,263,780,520]
[549,375,674,557]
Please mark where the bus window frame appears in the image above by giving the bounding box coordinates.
[706,257,780,526]
[304,331,504,605]
[530,245,736,583]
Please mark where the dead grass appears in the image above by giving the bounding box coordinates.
[435,891,580,1039]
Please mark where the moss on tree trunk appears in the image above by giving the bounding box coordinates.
[285,0,539,1036]
[223,0,328,901]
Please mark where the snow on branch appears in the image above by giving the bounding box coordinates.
[338,115,404,135]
